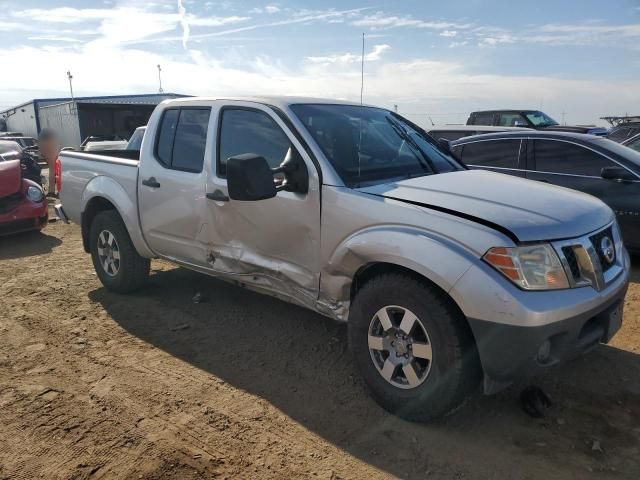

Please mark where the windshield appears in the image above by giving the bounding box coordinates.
[524,110,558,127]
[290,104,463,187]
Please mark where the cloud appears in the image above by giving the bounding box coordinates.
[440,30,457,37]
[306,44,390,65]
[151,7,370,43]
[177,0,190,48]
[478,33,516,47]
[0,41,634,126]
[351,12,470,30]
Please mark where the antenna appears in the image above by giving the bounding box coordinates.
[67,71,75,102]
[157,64,164,93]
[360,33,365,104]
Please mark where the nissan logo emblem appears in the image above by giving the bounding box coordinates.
[600,236,615,264]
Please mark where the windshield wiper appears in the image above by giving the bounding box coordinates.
[385,117,435,174]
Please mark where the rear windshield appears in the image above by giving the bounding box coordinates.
[291,104,463,187]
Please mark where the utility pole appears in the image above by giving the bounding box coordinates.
[157,64,164,93]
[360,33,365,105]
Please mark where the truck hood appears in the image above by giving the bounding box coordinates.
[0,160,22,198]
[357,170,613,242]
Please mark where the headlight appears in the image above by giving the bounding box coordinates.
[483,244,569,290]
[26,185,44,203]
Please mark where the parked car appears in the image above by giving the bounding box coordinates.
[450,131,640,251]
[126,126,146,150]
[427,125,527,141]
[0,158,47,236]
[608,122,640,143]
[0,140,42,186]
[467,110,608,135]
[56,97,629,421]
[622,133,640,153]
[0,136,37,149]
[0,140,23,162]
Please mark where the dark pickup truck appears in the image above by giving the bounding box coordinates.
[467,110,608,136]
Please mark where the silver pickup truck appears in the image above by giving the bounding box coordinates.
[57,97,629,421]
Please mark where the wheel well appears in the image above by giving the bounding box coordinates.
[350,262,468,325]
[81,197,117,253]
[350,261,482,375]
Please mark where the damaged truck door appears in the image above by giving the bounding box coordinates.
[204,104,321,306]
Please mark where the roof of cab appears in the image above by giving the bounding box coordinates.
[428,125,528,132]
[159,95,377,110]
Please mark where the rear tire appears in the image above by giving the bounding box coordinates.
[349,273,481,421]
[89,210,150,293]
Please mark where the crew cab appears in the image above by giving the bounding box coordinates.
[56,97,629,421]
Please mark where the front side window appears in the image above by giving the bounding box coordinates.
[534,140,612,177]
[218,108,293,177]
[458,139,522,169]
[291,104,462,187]
[154,108,210,172]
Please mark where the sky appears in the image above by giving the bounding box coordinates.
[0,0,639,127]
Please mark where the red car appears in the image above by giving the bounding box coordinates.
[0,159,48,235]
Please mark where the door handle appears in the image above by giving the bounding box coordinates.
[142,177,161,188]
[206,190,229,202]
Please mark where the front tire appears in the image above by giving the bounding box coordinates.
[349,273,481,421]
[89,210,150,293]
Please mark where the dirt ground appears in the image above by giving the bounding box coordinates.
[1,219,639,480]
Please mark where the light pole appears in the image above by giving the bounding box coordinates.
[157,64,164,93]
[67,71,75,102]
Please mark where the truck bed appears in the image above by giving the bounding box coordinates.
[58,150,139,227]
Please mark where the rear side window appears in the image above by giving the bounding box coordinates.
[534,140,612,177]
[154,108,211,172]
[498,113,525,127]
[218,108,292,177]
[156,109,179,166]
[468,112,495,126]
[458,139,521,169]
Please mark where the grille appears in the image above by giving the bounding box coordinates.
[562,246,581,280]
[0,192,22,214]
[590,227,615,272]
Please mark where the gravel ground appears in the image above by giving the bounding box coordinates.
[0,219,639,480]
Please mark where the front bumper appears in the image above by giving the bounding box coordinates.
[451,247,630,394]
[0,199,48,236]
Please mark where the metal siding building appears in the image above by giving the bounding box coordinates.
[0,93,187,146]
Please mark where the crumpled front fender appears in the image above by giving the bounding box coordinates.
[320,226,478,321]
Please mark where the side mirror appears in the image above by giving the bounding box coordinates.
[437,137,452,153]
[227,154,277,201]
[601,166,636,182]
